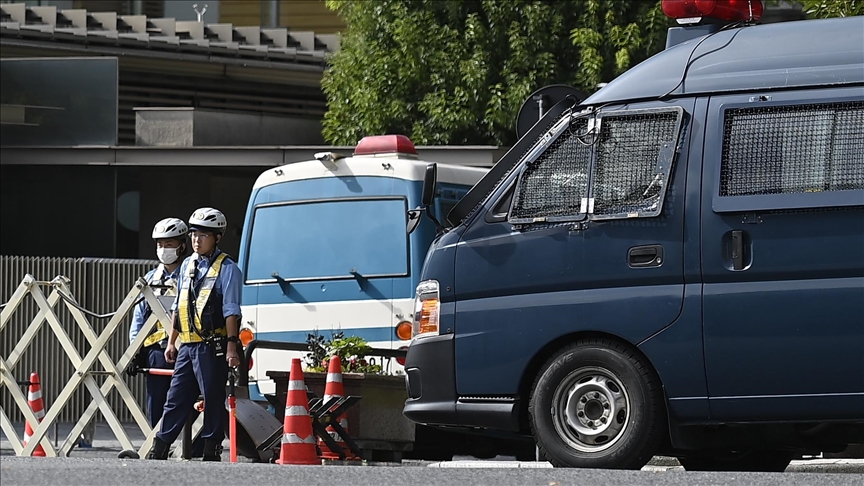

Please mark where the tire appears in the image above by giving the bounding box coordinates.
[678,451,793,472]
[117,449,140,459]
[528,339,665,469]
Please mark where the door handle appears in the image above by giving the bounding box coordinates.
[731,230,745,271]
[628,245,663,268]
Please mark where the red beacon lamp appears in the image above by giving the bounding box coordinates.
[661,0,763,49]
[354,134,418,157]
[662,0,763,25]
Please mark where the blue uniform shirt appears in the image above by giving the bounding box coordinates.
[170,248,243,321]
[129,264,181,344]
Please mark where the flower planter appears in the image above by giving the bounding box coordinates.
[266,370,414,461]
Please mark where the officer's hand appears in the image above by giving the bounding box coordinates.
[226,342,240,369]
[165,344,178,363]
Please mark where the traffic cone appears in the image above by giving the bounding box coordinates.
[23,372,46,457]
[275,358,319,465]
[318,356,357,460]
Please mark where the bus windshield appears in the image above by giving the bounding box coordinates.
[245,197,409,282]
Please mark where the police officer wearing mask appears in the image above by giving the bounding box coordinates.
[148,207,242,461]
[129,217,188,427]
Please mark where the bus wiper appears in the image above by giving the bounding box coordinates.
[349,268,367,292]
[272,272,291,295]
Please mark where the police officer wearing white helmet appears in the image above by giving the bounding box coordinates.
[149,207,243,461]
[129,217,188,427]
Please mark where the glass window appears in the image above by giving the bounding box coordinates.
[508,106,683,224]
[245,198,408,282]
[720,101,864,197]
[591,109,681,219]
[509,117,592,224]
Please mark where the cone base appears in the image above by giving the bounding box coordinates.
[275,457,321,465]
[275,444,320,465]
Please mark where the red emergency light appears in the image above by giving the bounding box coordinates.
[662,0,763,23]
[354,134,418,156]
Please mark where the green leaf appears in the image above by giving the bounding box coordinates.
[323,0,671,145]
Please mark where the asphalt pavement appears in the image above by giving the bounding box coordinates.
[2,456,864,486]
[2,421,862,486]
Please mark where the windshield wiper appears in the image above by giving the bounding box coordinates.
[349,268,367,292]
[272,272,291,295]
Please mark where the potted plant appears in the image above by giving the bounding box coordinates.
[266,331,414,461]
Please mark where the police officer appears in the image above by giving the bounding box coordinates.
[129,217,188,427]
[148,207,242,461]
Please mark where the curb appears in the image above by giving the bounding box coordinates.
[427,458,864,472]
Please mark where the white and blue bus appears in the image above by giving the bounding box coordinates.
[237,135,487,400]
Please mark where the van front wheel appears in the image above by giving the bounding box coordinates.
[529,340,664,469]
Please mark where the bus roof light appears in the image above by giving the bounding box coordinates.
[354,134,418,157]
[662,0,763,24]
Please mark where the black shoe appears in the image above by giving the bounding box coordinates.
[147,437,170,460]
[202,438,223,462]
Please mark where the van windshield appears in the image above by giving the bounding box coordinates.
[245,198,409,282]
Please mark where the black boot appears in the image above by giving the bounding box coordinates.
[147,437,170,460]
[202,438,223,462]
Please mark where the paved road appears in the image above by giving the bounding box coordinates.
[3,422,862,485]
[1,456,863,486]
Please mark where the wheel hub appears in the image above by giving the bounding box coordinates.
[552,367,630,453]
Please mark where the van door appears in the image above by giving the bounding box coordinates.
[701,88,864,420]
[452,100,691,396]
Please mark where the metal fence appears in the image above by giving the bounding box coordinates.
[1,255,156,423]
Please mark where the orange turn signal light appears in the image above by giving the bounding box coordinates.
[418,298,439,335]
[395,320,413,341]
[239,327,255,346]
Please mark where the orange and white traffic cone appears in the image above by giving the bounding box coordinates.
[275,358,319,465]
[23,372,46,457]
[318,356,357,460]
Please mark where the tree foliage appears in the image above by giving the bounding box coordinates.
[322,0,670,146]
[322,0,860,146]
[798,0,864,17]
[569,0,668,96]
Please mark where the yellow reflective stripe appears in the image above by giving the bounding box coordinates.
[178,253,228,343]
[143,266,177,347]
[143,329,167,347]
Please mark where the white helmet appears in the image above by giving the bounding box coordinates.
[189,207,227,233]
[152,218,188,240]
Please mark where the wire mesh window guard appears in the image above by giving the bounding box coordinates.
[720,101,864,197]
[592,109,682,219]
[508,106,683,224]
[509,117,592,224]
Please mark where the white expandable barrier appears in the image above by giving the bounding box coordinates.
[0,274,202,457]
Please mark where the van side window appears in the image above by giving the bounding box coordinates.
[509,117,592,224]
[720,101,864,198]
[591,109,682,219]
[508,106,683,226]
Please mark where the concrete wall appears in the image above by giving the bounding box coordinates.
[135,108,325,147]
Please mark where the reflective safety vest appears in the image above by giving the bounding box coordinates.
[178,253,229,344]
[142,264,178,348]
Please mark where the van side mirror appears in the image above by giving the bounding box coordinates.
[422,163,438,207]
[407,163,443,236]
[406,209,423,235]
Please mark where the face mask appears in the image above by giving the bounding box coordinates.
[156,247,180,265]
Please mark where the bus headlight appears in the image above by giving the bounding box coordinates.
[413,280,440,337]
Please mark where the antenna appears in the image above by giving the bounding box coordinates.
[192,3,208,23]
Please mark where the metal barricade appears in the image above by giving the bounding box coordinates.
[0,274,176,457]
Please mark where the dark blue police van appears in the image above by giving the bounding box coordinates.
[403,1,864,472]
